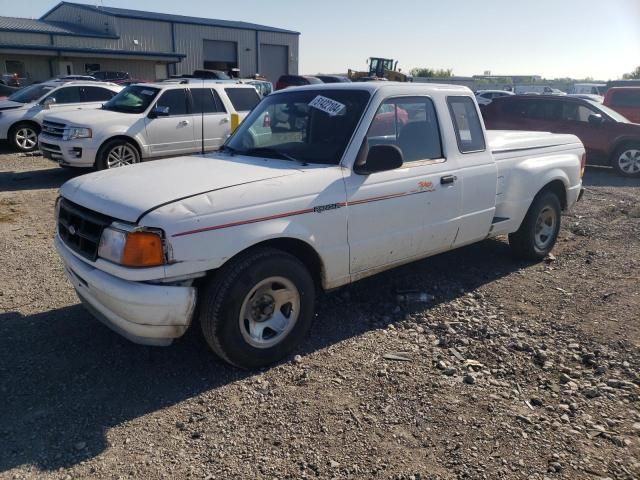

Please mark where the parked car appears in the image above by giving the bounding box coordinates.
[0,73,21,87]
[605,79,640,92]
[56,75,98,82]
[275,75,322,90]
[514,85,565,95]
[0,81,121,152]
[571,83,606,96]
[90,71,130,83]
[54,82,584,368]
[0,83,18,100]
[116,79,149,87]
[567,93,603,103]
[475,89,515,106]
[603,87,640,123]
[241,79,273,97]
[192,69,231,80]
[316,75,351,83]
[39,82,261,169]
[483,95,640,177]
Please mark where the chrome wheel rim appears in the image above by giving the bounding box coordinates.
[107,144,138,168]
[618,149,640,174]
[534,206,557,250]
[239,276,300,349]
[15,127,37,150]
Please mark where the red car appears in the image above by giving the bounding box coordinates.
[604,87,640,124]
[482,95,640,177]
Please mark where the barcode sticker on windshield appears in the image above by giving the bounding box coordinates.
[309,95,346,116]
[141,89,155,96]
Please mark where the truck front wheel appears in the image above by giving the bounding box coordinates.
[509,191,561,261]
[199,247,316,369]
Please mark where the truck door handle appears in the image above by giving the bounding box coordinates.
[440,175,456,185]
[220,118,230,124]
[179,120,190,126]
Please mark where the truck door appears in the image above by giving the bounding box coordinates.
[344,96,461,274]
[446,96,498,247]
[145,88,196,156]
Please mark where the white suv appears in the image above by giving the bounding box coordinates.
[0,80,122,152]
[39,82,261,169]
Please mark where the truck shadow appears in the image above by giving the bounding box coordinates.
[0,238,525,473]
[0,167,85,192]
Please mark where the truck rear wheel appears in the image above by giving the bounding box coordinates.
[199,247,316,369]
[509,191,561,261]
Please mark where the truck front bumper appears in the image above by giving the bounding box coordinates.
[55,235,197,346]
[39,135,98,168]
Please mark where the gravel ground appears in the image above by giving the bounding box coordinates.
[0,145,639,480]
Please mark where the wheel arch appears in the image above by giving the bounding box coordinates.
[202,236,327,291]
[538,178,567,210]
[97,135,143,161]
[9,119,40,136]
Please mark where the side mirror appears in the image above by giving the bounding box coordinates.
[148,105,170,118]
[42,97,56,109]
[588,113,604,126]
[354,144,404,175]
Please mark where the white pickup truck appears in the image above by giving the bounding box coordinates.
[55,83,585,368]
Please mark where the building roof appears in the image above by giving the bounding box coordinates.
[43,2,300,35]
[0,16,117,38]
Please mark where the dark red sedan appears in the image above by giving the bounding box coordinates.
[482,95,640,177]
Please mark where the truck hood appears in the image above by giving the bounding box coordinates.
[60,154,302,223]
[0,100,26,111]
[44,107,128,126]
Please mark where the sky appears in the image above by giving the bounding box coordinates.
[5,0,640,80]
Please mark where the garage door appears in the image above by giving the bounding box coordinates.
[203,40,237,65]
[260,44,288,83]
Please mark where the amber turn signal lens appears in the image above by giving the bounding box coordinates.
[121,231,165,267]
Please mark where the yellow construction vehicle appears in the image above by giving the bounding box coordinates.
[348,57,413,82]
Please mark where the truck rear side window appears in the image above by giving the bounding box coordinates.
[447,96,486,153]
[225,88,261,112]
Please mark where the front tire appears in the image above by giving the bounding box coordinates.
[96,139,140,170]
[509,190,561,261]
[611,144,640,177]
[199,248,316,369]
[10,123,39,152]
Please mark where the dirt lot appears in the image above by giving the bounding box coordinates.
[0,145,639,480]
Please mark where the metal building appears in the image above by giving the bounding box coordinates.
[0,1,299,83]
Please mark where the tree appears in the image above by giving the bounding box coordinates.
[410,67,453,78]
[623,66,640,79]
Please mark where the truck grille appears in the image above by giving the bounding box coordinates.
[58,199,113,261]
[42,120,66,138]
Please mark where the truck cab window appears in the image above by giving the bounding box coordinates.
[367,96,442,162]
[447,96,486,153]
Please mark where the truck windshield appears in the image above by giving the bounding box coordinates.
[102,85,160,114]
[8,84,55,104]
[226,89,370,165]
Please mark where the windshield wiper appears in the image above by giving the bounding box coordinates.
[241,147,306,165]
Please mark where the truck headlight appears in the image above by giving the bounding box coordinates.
[63,127,92,141]
[98,226,165,267]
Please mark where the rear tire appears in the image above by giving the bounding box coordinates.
[96,139,140,170]
[199,247,316,369]
[611,144,640,177]
[509,190,561,261]
[10,122,39,152]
